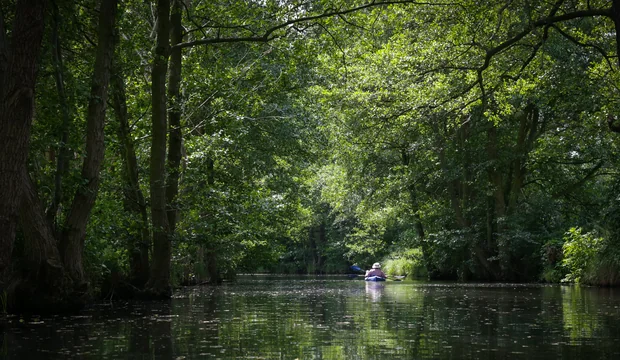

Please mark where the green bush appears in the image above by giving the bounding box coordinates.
[382,248,428,279]
[539,238,567,283]
[562,227,602,283]
[540,267,564,283]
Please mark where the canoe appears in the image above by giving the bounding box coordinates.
[365,276,386,282]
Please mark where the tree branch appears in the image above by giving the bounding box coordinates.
[337,14,369,31]
[480,8,612,73]
[551,24,615,70]
[463,6,611,113]
[317,22,349,82]
[552,160,605,198]
[172,1,456,50]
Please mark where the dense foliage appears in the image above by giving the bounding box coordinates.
[3,0,620,312]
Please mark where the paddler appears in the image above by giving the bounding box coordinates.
[365,262,386,278]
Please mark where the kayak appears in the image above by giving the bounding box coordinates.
[365,276,386,282]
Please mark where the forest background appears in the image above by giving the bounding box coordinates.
[2,0,620,313]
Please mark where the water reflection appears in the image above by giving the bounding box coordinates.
[2,278,620,359]
[365,282,385,302]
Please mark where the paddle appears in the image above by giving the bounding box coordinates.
[369,276,404,282]
[352,264,406,280]
[350,265,407,281]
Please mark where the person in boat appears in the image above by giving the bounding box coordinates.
[365,262,386,278]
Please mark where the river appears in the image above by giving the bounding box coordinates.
[2,275,620,359]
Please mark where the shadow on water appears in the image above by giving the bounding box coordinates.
[2,276,620,359]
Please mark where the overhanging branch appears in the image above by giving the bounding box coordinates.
[552,160,605,198]
[551,24,615,70]
[172,0,457,50]
[472,7,611,113]
[480,8,612,73]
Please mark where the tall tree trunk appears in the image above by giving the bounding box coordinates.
[439,119,500,280]
[433,120,468,231]
[0,0,47,287]
[317,220,326,273]
[485,122,510,277]
[14,168,74,312]
[399,151,425,238]
[507,104,539,213]
[486,124,507,220]
[400,150,431,275]
[146,0,172,297]
[206,244,220,283]
[204,155,220,282]
[47,0,72,227]
[606,2,620,133]
[111,66,151,288]
[0,8,8,89]
[166,0,183,233]
[458,119,473,218]
[612,1,620,70]
[308,226,318,273]
[59,0,118,285]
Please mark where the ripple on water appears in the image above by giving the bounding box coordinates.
[3,277,620,359]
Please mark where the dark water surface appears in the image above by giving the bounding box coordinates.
[2,276,620,359]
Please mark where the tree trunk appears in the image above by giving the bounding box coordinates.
[166,0,183,233]
[59,0,118,285]
[486,124,507,220]
[612,1,620,70]
[439,144,468,229]
[47,0,73,227]
[433,120,469,231]
[110,65,151,288]
[485,122,511,277]
[0,7,8,92]
[206,247,220,283]
[507,104,539,212]
[400,150,431,275]
[0,0,47,287]
[607,1,620,133]
[13,168,75,312]
[437,122,500,280]
[146,0,172,297]
[317,220,326,273]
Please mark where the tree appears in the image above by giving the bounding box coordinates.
[1,0,118,311]
[0,0,47,290]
